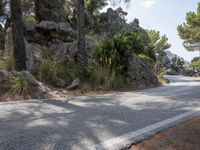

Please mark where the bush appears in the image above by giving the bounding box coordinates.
[11,76,29,94]
[88,62,126,91]
[189,57,200,68]
[138,53,155,71]
[93,28,147,76]
[80,82,93,93]
[37,59,80,85]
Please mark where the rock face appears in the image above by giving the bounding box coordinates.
[20,71,39,86]
[0,70,51,99]
[157,51,199,77]
[98,8,128,38]
[128,54,159,87]
[156,51,171,70]
[2,7,161,89]
[98,8,145,38]
[23,20,95,70]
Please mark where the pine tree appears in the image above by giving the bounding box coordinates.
[177,3,200,51]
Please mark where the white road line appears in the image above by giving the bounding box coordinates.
[94,108,200,150]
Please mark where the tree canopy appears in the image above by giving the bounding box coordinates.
[177,3,200,51]
[147,29,171,53]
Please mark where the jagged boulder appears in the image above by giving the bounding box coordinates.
[98,8,146,39]
[128,54,159,87]
[19,71,39,86]
[67,78,80,90]
[156,51,171,70]
[54,78,66,87]
[98,8,129,38]
[0,70,51,99]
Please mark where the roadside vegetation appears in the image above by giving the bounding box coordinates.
[0,0,199,100]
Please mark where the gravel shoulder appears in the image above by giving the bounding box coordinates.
[130,117,200,150]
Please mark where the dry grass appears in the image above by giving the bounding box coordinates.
[130,117,200,150]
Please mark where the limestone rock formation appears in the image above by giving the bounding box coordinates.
[67,78,80,90]
[157,50,198,77]
[0,70,51,99]
[128,54,159,87]
[156,51,171,70]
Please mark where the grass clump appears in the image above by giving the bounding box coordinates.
[11,76,29,94]
[37,59,80,85]
[88,62,126,91]
[189,57,200,68]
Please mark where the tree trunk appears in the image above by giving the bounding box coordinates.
[10,0,26,71]
[76,0,87,66]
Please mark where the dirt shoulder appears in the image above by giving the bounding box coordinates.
[130,117,200,150]
[0,84,159,102]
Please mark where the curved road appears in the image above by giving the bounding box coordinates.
[0,76,200,150]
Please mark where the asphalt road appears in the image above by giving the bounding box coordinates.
[0,76,200,150]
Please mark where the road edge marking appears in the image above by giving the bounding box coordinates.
[94,108,200,150]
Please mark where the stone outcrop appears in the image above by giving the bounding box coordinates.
[157,50,199,77]
[98,8,146,38]
[128,54,159,87]
[98,8,128,38]
[2,7,161,89]
[0,70,51,99]
[156,51,171,70]
[67,78,80,90]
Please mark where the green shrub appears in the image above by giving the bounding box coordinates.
[89,62,126,91]
[80,82,93,93]
[138,53,155,71]
[37,59,57,83]
[189,57,200,68]
[22,15,37,23]
[11,76,29,94]
[93,28,147,76]
[41,46,54,59]
[37,59,80,84]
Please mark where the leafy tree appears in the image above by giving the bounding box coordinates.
[190,57,200,68]
[192,56,200,63]
[85,0,108,15]
[11,0,26,71]
[147,29,171,53]
[76,0,132,66]
[177,3,200,51]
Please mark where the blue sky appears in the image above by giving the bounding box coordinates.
[108,0,200,61]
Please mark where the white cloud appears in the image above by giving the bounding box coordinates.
[140,0,156,8]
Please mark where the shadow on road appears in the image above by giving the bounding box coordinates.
[0,77,200,150]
